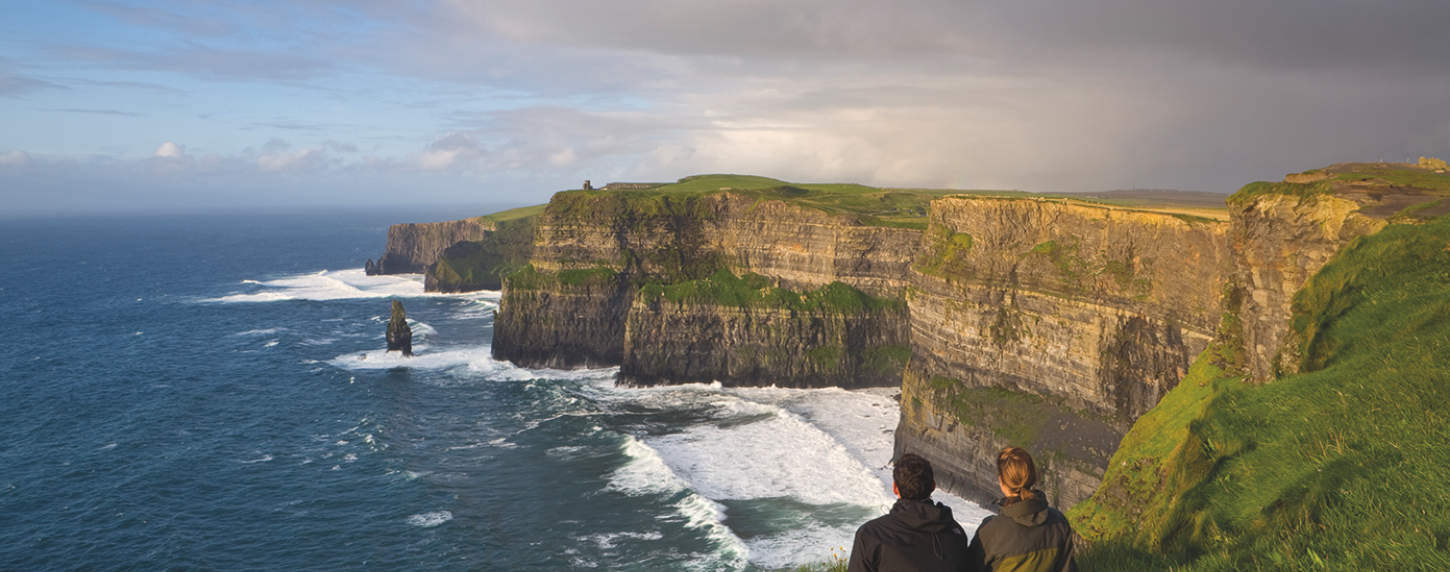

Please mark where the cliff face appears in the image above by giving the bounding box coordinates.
[426,216,537,293]
[490,267,630,369]
[895,197,1233,509]
[619,277,910,388]
[375,218,493,274]
[494,190,923,385]
[531,191,922,295]
[1065,164,1450,567]
[1224,161,1450,380]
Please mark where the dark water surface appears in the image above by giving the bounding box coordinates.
[0,210,983,571]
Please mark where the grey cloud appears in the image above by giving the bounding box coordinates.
[38,108,147,116]
[0,73,67,97]
[52,42,335,83]
[79,1,240,38]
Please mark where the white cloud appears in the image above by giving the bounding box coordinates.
[0,150,32,167]
[154,141,187,158]
[256,140,325,173]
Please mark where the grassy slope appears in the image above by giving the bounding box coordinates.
[553,175,1226,230]
[1070,214,1450,570]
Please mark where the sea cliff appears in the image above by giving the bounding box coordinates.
[372,217,493,274]
[894,197,1232,508]
[1068,161,1450,569]
[493,181,934,385]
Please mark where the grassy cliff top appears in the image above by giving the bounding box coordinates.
[480,203,548,223]
[1228,161,1450,219]
[1070,213,1450,570]
[545,174,1228,228]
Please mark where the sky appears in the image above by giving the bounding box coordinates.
[2,0,1448,215]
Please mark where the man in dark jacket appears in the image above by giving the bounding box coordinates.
[847,454,977,572]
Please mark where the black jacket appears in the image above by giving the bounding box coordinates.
[968,492,1077,572]
[848,497,976,572]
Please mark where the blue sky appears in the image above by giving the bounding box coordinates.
[3,0,1448,215]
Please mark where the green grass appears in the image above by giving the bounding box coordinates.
[636,269,906,314]
[1329,164,1450,192]
[432,215,538,290]
[548,174,954,230]
[482,203,547,222]
[1228,164,1450,208]
[1069,215,1450,570]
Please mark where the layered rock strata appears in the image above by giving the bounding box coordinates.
[374,218,493,274]
[619,280,910,388]
[1227,162,1450,381]
[426,217,537,293]
[895,197,1233,509]
[494,191,922,385]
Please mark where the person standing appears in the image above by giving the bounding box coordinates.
[848,453,977,572]
[968,447,1078,572]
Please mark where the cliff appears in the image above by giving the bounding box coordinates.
[894,197,1233,509]
[621,271,910,388]
[1068,162,1450,569]
[1227,162,1450,381]
[493,177,941,385]
[373,217,493,274]
[426,211,539,292]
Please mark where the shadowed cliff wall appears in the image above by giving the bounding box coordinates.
[376,218,493,274]
[895,197,1233,509]
[494,191,921,386]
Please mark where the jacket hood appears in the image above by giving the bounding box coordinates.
[997,490,1051,527]
[889,498,959,533]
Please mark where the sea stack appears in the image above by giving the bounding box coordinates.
[386,300,413,357]
[365,258,379,276]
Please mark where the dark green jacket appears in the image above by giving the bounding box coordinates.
[969,492,1077,572]
[848,497,976,572]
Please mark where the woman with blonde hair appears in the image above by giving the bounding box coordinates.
[968,447,1078,572]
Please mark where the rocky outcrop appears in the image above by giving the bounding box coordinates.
[425,216,537,293]
[491,267,631,369]
[375,218,493,274]
[494,190,925,380]
[618,278,910,388]
[387,300,413,357]
[1227,162,1450,381]
[530,191,923,295]
[895,197,1233,509]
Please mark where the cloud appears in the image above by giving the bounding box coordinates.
[40,107,147,116]
[256,139,327,173]
[0,73,66,97]
[154,141,186,158]
[5,0,1449,214]
[0,150,32,167]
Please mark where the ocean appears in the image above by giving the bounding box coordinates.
[0,209,989,571]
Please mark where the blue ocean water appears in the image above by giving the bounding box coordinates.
[0,210,987,571]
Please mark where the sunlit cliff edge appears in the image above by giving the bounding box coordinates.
[374,160,1450,569]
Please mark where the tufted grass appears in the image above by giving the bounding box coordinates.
[1070,215,1450,570]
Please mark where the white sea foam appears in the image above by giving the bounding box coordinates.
[675,492,750,568]
[406,511,453,528]
[584,381,992,568]
[235,328,284,336]
[645,403,889,507]
[201,268,497,303]
[409,320,437,337]
[580,531,663,549]
[743,525,855,570]
[605,436,688,496]
[327,346,483,371]
[241,454,274,464]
